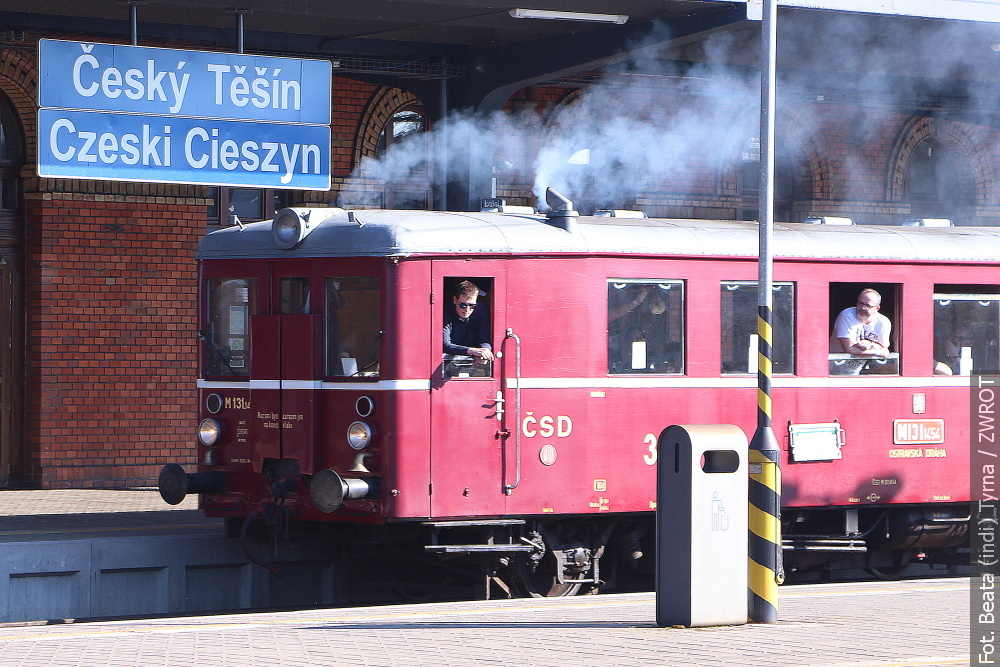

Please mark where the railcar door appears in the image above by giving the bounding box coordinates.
[429,262,508,517]
[249,261,322,475]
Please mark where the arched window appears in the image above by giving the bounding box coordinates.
[375,104,430,209]
[905,139,962,216]
[376,107,426,158]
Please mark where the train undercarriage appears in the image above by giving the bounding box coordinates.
[232,501,969,601]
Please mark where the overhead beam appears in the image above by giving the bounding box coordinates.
[705,0,1000,22]
[450,6,751,112]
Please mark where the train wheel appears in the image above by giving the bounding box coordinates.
[511,530,590,598]
[864,550,912,580]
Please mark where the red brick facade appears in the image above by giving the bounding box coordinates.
[22,191,204,487]
[1,36,999,487]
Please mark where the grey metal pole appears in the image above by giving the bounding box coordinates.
[130,3,138,46]
[748,0,782,624]
[236,10,245,54]
[438,61,449,210]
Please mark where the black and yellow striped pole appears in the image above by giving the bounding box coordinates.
[749,0,782,624]
[749,307,782,622]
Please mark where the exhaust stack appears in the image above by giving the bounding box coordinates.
[544,187,578,233]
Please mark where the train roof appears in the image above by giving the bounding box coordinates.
[198,207,1000,263]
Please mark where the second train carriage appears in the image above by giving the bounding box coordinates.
[160,196,977,594]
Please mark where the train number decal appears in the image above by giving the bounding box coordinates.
[643,433,657,465]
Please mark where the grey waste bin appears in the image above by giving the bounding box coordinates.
[656,423,748,628]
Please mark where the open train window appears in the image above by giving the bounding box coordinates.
[442,277,493,379]
[721,282,794,374]
[325,277,381,378]
[203,278,257,377]
[933,285,1000,375]
[828,282,900,376]
[608,280,684,374]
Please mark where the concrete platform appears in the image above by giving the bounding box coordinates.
[0,577,969,666]
[0,490,342,622]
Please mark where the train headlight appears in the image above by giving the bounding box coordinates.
[198,418,221,446]
[272,208,315,249]
[347,421,372,450]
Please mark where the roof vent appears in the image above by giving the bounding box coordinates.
[544,188,578,232]
[595,209,647,219]
[902,218,953,227]
[803,216,855,225]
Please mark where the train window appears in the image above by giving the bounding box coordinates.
[204,278,257,377]
[607,280,684,374]
[279,278,310,314]
[933,287,1000,375]
[828,283,899,376]
[443,277,493,379]
[326,277,381,377]
[720,282,794,374]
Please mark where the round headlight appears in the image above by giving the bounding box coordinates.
[347,421,372,450]
[198,418,220,446]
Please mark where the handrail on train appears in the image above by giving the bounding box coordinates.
[504,328,522,496]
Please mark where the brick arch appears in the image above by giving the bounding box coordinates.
[540,88,587,126]
[783,105,833,201]
[0,48,38,165]
[353,87,421,167]
[886,115,988,204]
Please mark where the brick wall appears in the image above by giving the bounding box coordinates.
[22,185,206,487]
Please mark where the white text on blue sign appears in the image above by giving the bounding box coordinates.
[38,109,331,190]
[39,40,332,125]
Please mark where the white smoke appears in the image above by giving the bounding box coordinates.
[342,13,1000,218]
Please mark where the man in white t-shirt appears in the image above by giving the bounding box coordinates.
[830,288,891,356]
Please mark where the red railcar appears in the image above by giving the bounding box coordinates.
[160,199,979,594]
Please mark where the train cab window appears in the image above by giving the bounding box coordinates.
[608,280,684,374]
[933,286,1000,375]
[325,277,381,378]
[443,277,494,379]
[279,277,310,314]
[720,282,794,374]
[204,278,258,377]
[828,282,900,376]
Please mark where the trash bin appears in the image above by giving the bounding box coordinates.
[656,423,748,628]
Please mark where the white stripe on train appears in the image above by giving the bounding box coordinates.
[198,376,969,391]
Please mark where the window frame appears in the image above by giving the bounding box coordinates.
[720,280,796,376]
[607,278,685,376]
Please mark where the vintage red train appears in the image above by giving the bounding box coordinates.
[159,191,977,596]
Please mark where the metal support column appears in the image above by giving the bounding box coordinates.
[749,0,783,624]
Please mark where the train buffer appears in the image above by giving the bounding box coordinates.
[421,519,535,555]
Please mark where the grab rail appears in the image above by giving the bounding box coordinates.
[504,328,522,495]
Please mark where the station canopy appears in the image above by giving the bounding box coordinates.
[4,1,1000,102]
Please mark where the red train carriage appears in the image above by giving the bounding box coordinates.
[159,196,979,595]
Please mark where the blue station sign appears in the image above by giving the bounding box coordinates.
[38,109,331,189]
[37,40,332,190]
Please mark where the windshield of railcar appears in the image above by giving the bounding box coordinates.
[326,277,381,377]
[203,278,257,377]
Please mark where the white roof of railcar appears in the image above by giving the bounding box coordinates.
[198,208,1000,263]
